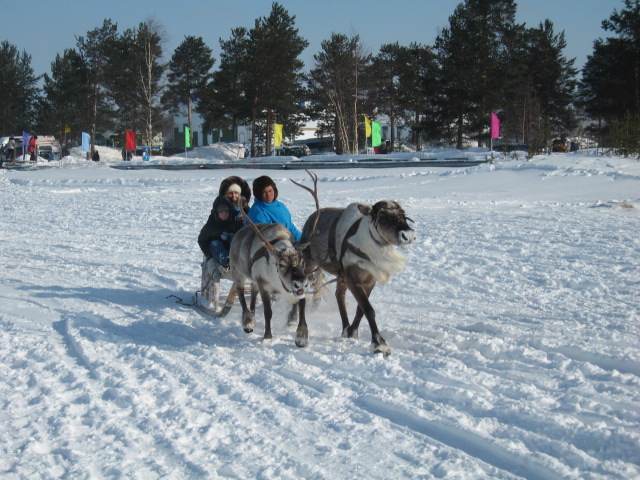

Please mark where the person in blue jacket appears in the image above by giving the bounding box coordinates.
[248,175,302,242]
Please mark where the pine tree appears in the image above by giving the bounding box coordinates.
[198,27,252,141]
[308,33,371,154]
[502,20,577,153]
[434,0,518,148]
[400,43,438,150]
[245,2,309,156]
[164,35,215,142]
[0,41,39,134]
[370,43,408,151]
[369,42,438,151]
[111,19,167,148]
[75,19,119,156]
[580,0,640,133]
[39,49,92,144]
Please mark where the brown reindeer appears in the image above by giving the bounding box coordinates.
[294,175,416,355]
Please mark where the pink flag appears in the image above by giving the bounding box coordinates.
[491,113,500,139]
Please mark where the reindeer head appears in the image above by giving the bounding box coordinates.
[272,244,310,300]
[237,198,311,301]
[363,200,416,248]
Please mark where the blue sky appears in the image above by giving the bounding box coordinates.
[4,0,622,79]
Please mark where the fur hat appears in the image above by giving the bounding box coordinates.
[218,176,251,206]
[226,183,242,195]
[252,175,278,201]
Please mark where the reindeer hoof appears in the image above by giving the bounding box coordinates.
[342,327,358,340]
[371,343,391,357]
[295,338,308,348]
[242,312,255,333]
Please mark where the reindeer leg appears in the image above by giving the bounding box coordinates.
[345,306,362,340]
[345,273,389,356]
[236,280,255,333]
[335,279,352,338]
[346,283,375,339]
[294,298,308,348]
[310,269,324,310]
[250,283,259,316]
[261,289,273,341]
[287,303,298,328]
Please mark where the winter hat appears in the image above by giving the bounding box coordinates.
[252,176,278,201]
[226,183,242,195]
[215,197,232,214]
[218,176,252,205]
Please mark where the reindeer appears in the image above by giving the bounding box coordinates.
[295,177,416,355]
[229,201,313,347]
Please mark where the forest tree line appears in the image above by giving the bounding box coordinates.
[0,0,638,157]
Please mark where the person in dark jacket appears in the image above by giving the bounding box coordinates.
[199,196,235,265]
[197,176,251,310]
[198,176,251,260]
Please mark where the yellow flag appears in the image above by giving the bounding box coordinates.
[274,123,284,147]
[364,116,372,138]
[65,124,71,133]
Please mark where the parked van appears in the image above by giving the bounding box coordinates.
[35,136,62,160]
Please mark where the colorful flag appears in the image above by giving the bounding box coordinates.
[364,116,372,138]
[184,126,191,148]
[274,123,283,147]
[81,132,91,152]
[371,121,382,147]
[125,130,136,151]
[491,113,501,139]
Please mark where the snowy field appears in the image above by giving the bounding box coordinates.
[0,148,638,479]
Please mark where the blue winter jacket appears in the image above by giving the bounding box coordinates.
[247,199,302,241]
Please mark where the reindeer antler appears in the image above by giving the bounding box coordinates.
[291,169,321,236]
[238,196,279,255]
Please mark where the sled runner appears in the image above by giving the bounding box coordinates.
[195,284,238,318]
[169,282,251,319]
[168,258,242,318]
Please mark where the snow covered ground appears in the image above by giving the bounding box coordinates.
[1,148,638,479]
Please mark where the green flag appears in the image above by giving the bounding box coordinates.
[184,126,191,148]
[371,121,382,147]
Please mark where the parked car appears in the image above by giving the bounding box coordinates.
[268,145,311,157]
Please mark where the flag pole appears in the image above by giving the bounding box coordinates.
[490,115,494,161]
